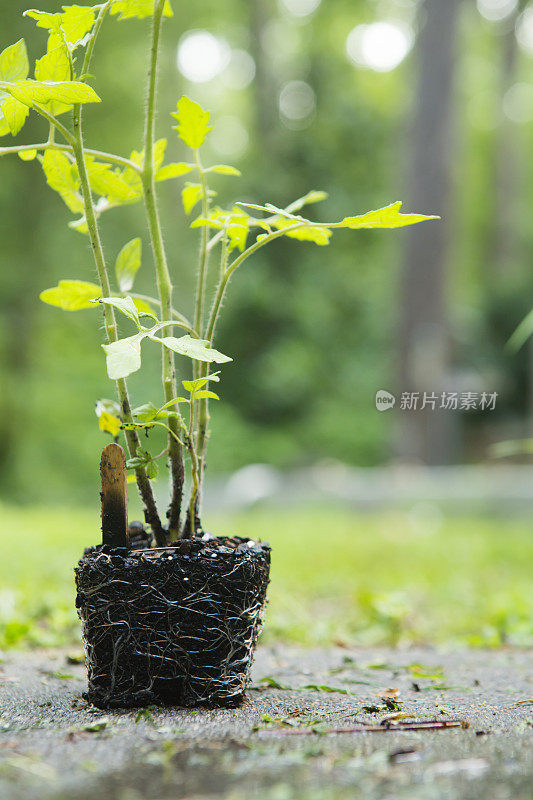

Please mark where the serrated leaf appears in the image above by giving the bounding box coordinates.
[110,0,173,20]
[0,39,29,82]
[40,279,101,310]
[34,41,72,115]
[34,43,70,83]
[156,162,194,181]
[274,217,331,246]
[2,79,101,107]
[18,148,37,160]
[87,159,138,203]
[25,6,96,48]
[115,238,141,292]
[102,332,146,379]
[41,149,84,213]
[182,182,203,215]
[207,164,241,176]
[227,207,249,251]
[96,296,140,326]
[171,96,213,149]
[157,334,232,363]
[338,201,439,229]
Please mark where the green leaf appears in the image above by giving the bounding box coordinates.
[227,208,249,251]
[1,95,30,135]
[24,6,97,47]
[34,43,70,83]
[0,40,29,82]
[156,334,232,364]
[131,297,154,316]
[110,0,173,20]
[207,164,241,176]
[288,189,328,213]
[18,148,37,160]
[193,390,219,400]
[98,410,122,437]
[182,373,220,393]
[182,182,203,215]
[115,238,142,292]
[96,296,140,327]
[0,40,30,135]
[156,162,194,181]
[87,159,138,203]
[2,79,101,107]
[40,279,101,310]
[508,310,533,352]
[274,217,331,246]
[102,332,146,379]
[41,149,84,213]
[34,40,72,115]
[337,201,439,229]
[153,138,167,172]
[146,460,158,480]
[132,402,159,423]
[171,96,213,149]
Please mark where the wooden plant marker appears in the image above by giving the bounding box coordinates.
[100,443,129,548]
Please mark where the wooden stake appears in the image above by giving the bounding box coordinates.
[100,443,128,547]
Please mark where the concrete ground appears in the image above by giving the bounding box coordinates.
[0,646,531,800]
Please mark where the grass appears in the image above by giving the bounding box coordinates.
[0,502,532,649]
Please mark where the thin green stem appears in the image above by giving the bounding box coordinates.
[193,149,210,342]
[142,0,184,538]
[129,293,197,335]
[67,2,164,544]
[193,232,229,518]
[186,398,200,537]
[32,104,75,146]
[0,140,140,171]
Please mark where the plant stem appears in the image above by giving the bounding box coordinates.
[0,140,140,171]
[129,293,196,335]
[68,4,165,545]
[193,149,210,345]
[192,233,229,519]
[186,399,200,537]
[141,0,184,538]
[194,222,313,502]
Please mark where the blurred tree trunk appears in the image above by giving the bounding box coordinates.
[488,3,523,282]
[396,0,462,465]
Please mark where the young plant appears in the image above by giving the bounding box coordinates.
[0,1,438,545]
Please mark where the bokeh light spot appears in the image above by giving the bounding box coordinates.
[177,31,230,83]
[346,21,413,73]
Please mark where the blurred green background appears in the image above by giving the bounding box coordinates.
[2,0,532,505]
[1,1,532,649]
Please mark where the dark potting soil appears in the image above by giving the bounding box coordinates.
[75,536,271,710]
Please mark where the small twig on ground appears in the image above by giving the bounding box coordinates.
[257,719,469,735]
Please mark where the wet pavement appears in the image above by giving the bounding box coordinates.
[0,645,531,799]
